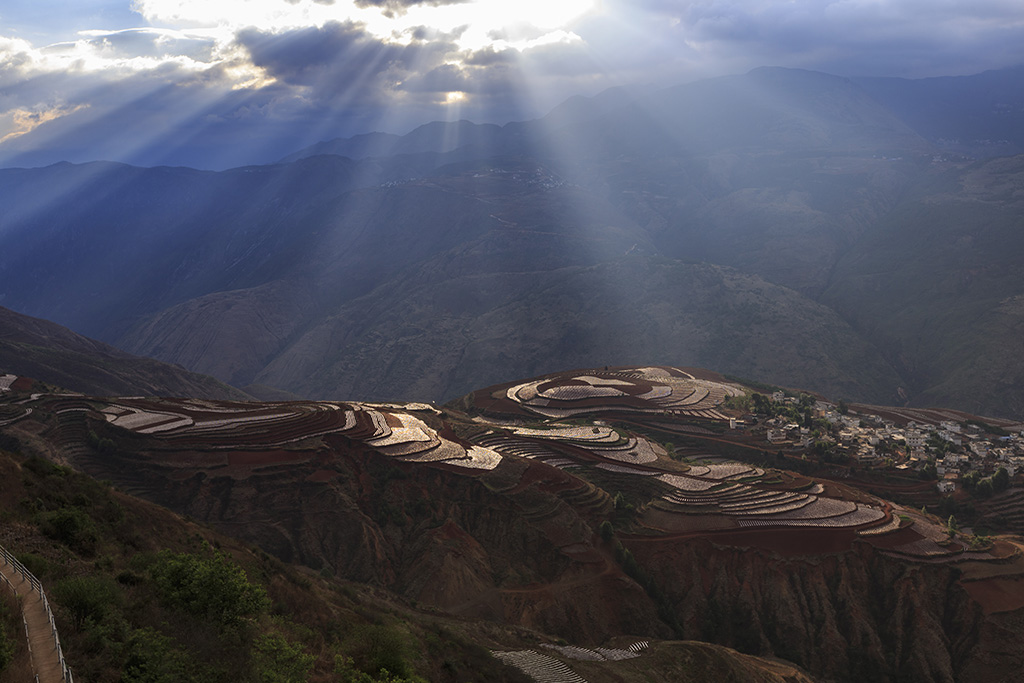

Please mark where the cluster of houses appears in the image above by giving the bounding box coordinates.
[927,420,1024,493]
[749,391,1024,493]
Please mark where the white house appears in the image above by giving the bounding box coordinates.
[970,441,991,458]
[857,444,878,462]
[906,430,925,450]
[940,430,962,446]
[940,420,962,434]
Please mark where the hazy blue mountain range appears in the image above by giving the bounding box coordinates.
[855,65,1024,158]
[2,66,1024,415]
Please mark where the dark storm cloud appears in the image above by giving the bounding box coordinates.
[237,21,386,86]
[237,20,455,94]
[463,46,516,67]
[0,38,226,119]
[230,21,507,146]
[406,24,468,43]
[234,17,613,131]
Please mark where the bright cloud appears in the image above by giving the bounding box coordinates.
[0,104,90,145]
[130,0,595,51]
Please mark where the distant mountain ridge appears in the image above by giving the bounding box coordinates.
[855,65,1024,157]
[280,67,931,165]
[281,65,1024,166]
[277,120,507,163]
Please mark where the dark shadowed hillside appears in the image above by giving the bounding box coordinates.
[0,306,251,399]
[251,254,902,404]
[820,154,1024,418]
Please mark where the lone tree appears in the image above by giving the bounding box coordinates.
[993,467,1010,493]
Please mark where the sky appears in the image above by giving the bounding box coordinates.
[1,0,1024,169]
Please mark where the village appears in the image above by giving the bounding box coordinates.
[752,390,1024,496]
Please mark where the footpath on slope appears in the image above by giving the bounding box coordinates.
[0,549,71,683]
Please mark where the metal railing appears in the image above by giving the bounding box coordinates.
[0,546,74,683]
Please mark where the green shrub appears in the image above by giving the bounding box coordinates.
[0,628,11,673]
[343,624,416,679]
[116,570,145,586]
[252,633,314,683]
[15,552,49,578]
[149,547,269,627]
[53,575,119,630]
[40,506,97,554]
[334,655,428,683]
[122,628,195,683]
[23,456,61,477]
[993,467,1010,493]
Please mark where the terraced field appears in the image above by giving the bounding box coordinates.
[856,404,1024,433]
[492,639,651,683]
[95,397,504,472]
[2,365,1012,577]
[978,489,1024,533]
[469,417,906,542]
[493,367,742,420]
[68,369,985,559]
[492,650,588,683]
